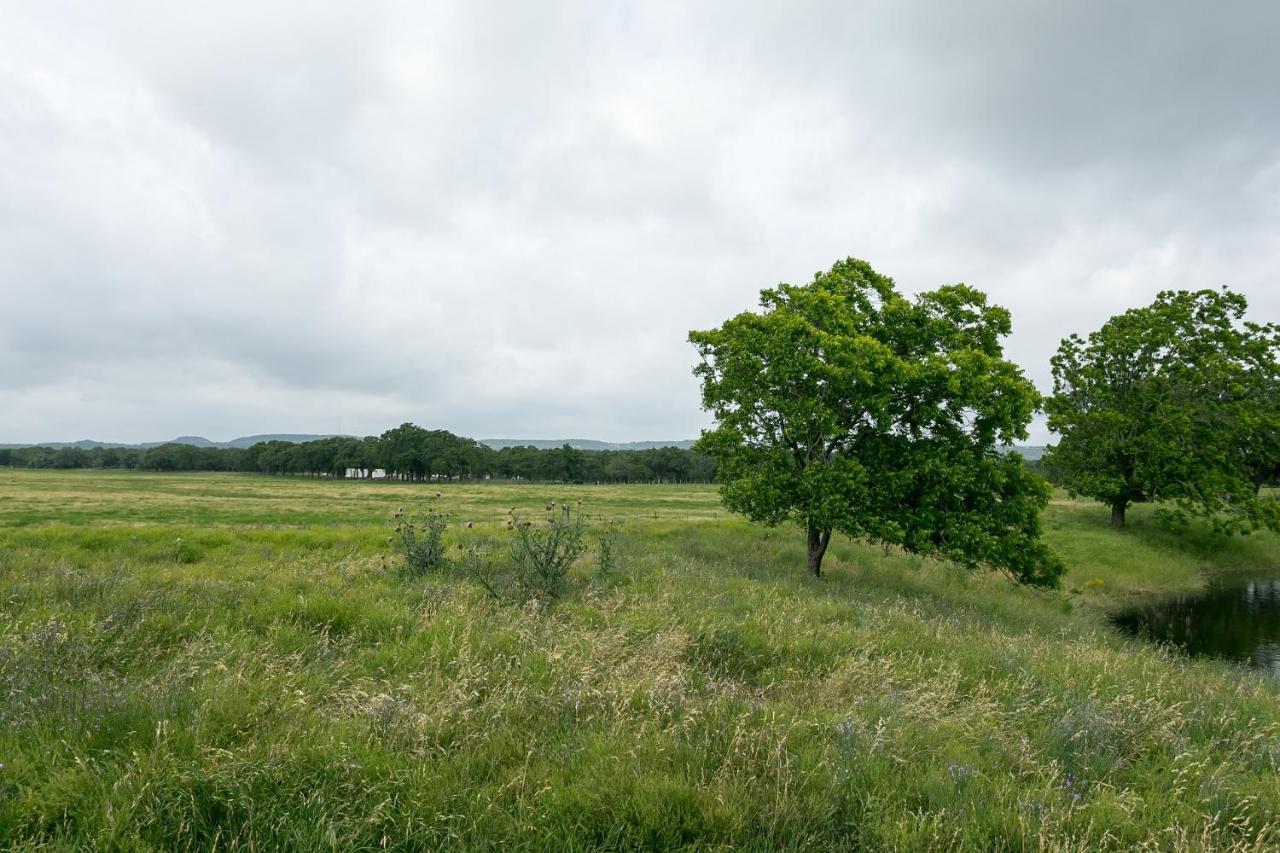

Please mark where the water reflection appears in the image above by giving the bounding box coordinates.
[1113,577,1280,676]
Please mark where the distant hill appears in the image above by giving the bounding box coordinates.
[224,434,347,448]
[481,438,697,451]
[0,439,134,450]
[3,434,694,451]
[0,434,348,450]
[169,435,219,447]
[0,439,170,450]
[1009,445,1046,461]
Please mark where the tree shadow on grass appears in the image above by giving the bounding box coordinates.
[661,522,1070,638]
[1063,500,1280,573]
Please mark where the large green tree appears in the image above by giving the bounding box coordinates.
[689,257,1062,585]
[1045,288,1280,531]
[1241,374,1280,494]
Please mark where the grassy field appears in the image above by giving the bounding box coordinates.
[2,469,1280,850]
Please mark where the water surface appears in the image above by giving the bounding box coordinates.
[1113,577,1280,675]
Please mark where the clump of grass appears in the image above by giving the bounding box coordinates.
[456,537,503,600]
[390,507,448,578]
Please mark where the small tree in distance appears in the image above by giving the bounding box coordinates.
[690,257,1063,586]
[1046,288,1280,532]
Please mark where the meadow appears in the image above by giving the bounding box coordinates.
[2,469,1280,850]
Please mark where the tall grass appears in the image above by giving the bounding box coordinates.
[1,470,1279,849]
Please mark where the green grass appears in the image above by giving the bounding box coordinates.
[2,470,1280,850]
[0,469,727,529]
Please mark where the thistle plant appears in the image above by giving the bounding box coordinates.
[595,523,620,578]
[506,505,587,601]
[390,507,448,578]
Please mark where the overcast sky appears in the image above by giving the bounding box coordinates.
[2,1,1278,444]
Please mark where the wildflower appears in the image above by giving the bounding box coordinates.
[1059,772,1083,801]
[947,763,975,789]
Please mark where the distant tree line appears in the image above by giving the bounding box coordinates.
[0,423,715,484]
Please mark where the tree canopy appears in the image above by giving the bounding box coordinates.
[690,257,1063,586]
[1045,288,1280,532]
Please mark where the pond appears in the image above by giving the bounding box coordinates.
[1112,577,1280,675]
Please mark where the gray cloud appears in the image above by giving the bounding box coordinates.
[2,0,1278,444]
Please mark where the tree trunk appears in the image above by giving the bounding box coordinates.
[1110,500,1127,529]
[806,525,832,576]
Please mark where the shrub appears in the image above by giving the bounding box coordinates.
[391,508,448,578]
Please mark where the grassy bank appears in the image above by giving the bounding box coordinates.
[2,470,1279,849]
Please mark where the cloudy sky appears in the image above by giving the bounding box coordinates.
[2,1,1278,444]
